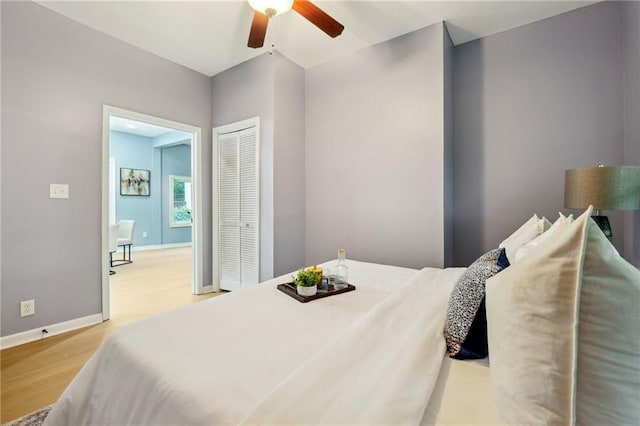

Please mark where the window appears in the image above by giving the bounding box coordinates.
[170,175,192,227]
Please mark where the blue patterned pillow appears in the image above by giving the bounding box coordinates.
[444,248,508,359]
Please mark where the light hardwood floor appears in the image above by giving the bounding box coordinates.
[0,247,222,423]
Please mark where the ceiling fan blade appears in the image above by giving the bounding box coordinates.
[248,11,269,48]
[292,0,344,38]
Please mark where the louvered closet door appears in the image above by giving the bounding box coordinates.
[218,126,259,291]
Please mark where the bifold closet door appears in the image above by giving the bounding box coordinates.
[218,126,259,291]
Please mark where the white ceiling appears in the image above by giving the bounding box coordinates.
[110,116,177,137]
[37,0,597,77]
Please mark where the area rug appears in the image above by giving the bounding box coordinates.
[2,405,52,426]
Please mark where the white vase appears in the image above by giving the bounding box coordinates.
[297,285,317,296]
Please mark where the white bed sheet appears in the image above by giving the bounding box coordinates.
[45,260,497,425]
[45,260,424,425]
[240,266,465,425]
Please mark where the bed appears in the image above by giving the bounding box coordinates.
[44,206,639,425]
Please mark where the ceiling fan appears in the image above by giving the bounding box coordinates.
[247,0,344,48]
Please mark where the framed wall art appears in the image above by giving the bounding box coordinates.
[120,168,150,196]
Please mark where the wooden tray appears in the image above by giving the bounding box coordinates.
[277,282,356,303]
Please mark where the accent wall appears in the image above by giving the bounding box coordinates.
[111,131,192,247]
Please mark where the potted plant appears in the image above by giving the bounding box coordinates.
[293,267,322,296]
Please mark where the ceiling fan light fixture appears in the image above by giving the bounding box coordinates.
[248,0,294,17]
[247,0,344,49]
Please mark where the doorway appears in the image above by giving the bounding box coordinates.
[101,105,207,321]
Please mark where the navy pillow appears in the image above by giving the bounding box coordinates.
[444,248,508,359]
[451,297,488,359]
[497,247,511,270]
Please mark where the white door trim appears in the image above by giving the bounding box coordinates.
[109,158,117,224]
[101,105,206,320]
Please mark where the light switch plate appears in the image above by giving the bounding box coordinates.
[49,184,69,199]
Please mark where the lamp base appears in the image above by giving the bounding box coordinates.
[591,215,613,243]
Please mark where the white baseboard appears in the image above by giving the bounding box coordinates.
[0,313,103,350]
[131,242,192,252]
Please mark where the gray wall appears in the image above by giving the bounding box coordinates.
[211,53,275,282]
[305,23,448,269]
[273,54,306,276]
[443,25,455,267]
[1,1,211,336]
[622,0,640,267]
[2,0,636,339]
[453,1,626,266]
[211,51,306,279]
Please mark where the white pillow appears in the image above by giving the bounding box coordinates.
[513,213,574,263]
[487,210,584,424]
[498,214,551,262]
[575,213,640,424]
[486,206,640,424]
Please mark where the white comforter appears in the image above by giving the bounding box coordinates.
[44,261,464,426]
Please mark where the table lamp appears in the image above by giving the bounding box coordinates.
[564,165,640,243]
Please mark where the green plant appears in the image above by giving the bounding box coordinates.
[293,268,321,287]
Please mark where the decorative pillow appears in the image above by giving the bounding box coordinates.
[443,248,507,359]
[486,206,640,424]
[499,214,551,262]
[496,247,510,270]
[513,213,574,263]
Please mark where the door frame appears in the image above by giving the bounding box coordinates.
[101,105,207,320]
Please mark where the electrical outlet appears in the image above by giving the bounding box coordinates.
[142,232,148,239]
[20,300,35,317]
[49,184,69,199]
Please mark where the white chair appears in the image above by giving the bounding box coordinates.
[109,224,119,275]
[112,220,135,267]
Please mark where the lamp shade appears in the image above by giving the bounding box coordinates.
[564,165,640,211]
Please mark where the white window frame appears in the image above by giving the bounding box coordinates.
[169,175,192,228]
